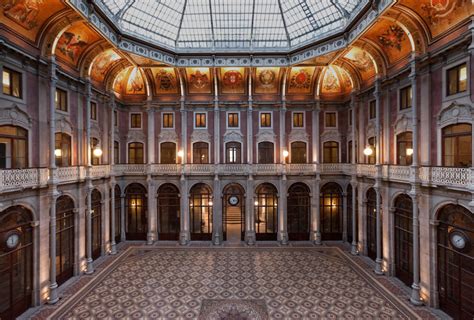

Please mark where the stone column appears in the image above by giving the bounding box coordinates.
[350,92,358,255]
[47,56,60,304]
[84,78,94,275]
[109,178,117,254]
[374,76,383,275]
[342,191,348,242]
[179,176,190,244]
[120,191,126,241]
[146,102,156,245]
[246,175,256,245]
[312,177,321,244]
[146,178,155,245]
[213,174,222,245]
[409,56,423,305]
[247,99,253,164]
[278,176,288,244]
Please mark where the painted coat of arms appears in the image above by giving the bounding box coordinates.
[2,0,43,30]
[378,25,406,51]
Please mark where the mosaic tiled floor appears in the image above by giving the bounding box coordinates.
[41,245,424,319]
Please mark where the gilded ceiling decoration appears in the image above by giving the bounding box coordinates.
[90,49,121,83]
[287,67,316,95]
[186,68,212,94]
[113,67,146,96]
[152,68,179,95]
[254,68,280,94]
[220,68,246,94]
[55,22,101,66]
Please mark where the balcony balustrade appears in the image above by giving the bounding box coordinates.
[1,163,473,193]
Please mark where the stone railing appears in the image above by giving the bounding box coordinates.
[1,164,473,193]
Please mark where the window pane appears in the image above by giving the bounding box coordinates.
[2,70,10,94]
[459,64,467,92]
[11,70,21,97]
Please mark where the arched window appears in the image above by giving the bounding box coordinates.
[160,142,176,164]
[255,183,278,241]
[437,204,474,319]
[366,188,382,260]
[367,137,376,164]
[55,132,71,167]
[320,183,343,240]
[128,142,144,164]
[394,194,414,287]
[347,184,358,244]
[157,184,180,240]
[87,189,102,260]
[193,142,209,164]
[0,125,28,169]
[110,185,121,244]
[125,183,147,240]
[397,132,413,165]
[55,195,75,286]
[0,206,33,319]
[190,183,213,240]
[323,141,339,163]
[91,138,100,165]
[258,142,274,164]
[225,142,241,164]
[290,141,307,164]
[287,183,310,241]
[442,124,472,167]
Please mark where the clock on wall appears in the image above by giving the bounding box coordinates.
[228,196,239,206]
[449,230,471,252]
[4,230,21,250]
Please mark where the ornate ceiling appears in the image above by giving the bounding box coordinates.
[0,0,472,100]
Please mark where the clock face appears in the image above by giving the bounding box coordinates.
[228,196,239,206]
[6,232,20,249]
[449,230,469,251]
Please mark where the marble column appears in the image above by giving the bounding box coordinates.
[213,175,222,245]
[146,103,155,245]
[312,100,321,244]
[350,181,358,255]
[109,92,117,254]
[109,178,117,254]
[278,176,288,244]
[409,56,423,305]
[342,191,348,242]
[84,78,94,275]
[245,175,256,245]
[180,176,190,245]
[147,178,155,245]
[47,56,60,304]
[374,77,383,275]
[120,191,126,241]
[350,92,358,255]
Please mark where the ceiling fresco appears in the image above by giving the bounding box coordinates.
[287,67,317,95]
[1,0,65,41]
[151,68,179,95]
[320,66,353,96]
[113,67,146,96]
[253,67,281,95]
[399,0,473,38]
[343,47,376,82]
[55,22,101,66]
[364,19,411,65]
[185,68,213,94]
[219,68,246,95]
[90,49,121,83]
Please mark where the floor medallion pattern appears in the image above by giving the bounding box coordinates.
[47,246,420,319]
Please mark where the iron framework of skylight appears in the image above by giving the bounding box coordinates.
[95,0,367,53]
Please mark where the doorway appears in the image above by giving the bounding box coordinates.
[223,183,245,242]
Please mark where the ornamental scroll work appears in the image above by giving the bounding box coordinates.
[438,103,474,128]
[0,105,32,128]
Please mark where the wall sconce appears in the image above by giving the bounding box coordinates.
[54,149,62,157]
[406,148,414,156]
[283,150,289,158]
[130,199,137,208]
[93,145,103,158]
[177,150,184,158]
[254,200,259,206]
[363,146,373,156]
[209,201,213,206]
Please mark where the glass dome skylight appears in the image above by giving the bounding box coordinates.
[95,0,367,53]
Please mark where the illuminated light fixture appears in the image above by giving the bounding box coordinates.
[93,146,103,157]
[54,149,62,157]
[254,201,259,206]
[283,150,289,158]
[130,199,137,208]
[406,148,414,156]
[177,150,184,158]
[363,146,373,156]
[209,201,214,206]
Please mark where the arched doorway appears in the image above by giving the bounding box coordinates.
[190,183,213,240]
[287,183,310,241]
[110,185,121,244]
[87,189,102,260]
[347,184,358,244]
[255,183,278,241]
[394,194,414,287]
[157,184,180,240]
[0,206,33,319]
[366,188,382,260]
[56,195,75,286]
[320,182,343,240]
[437,204,474,319]
[222,183,245,242]
[125,183,147,240]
